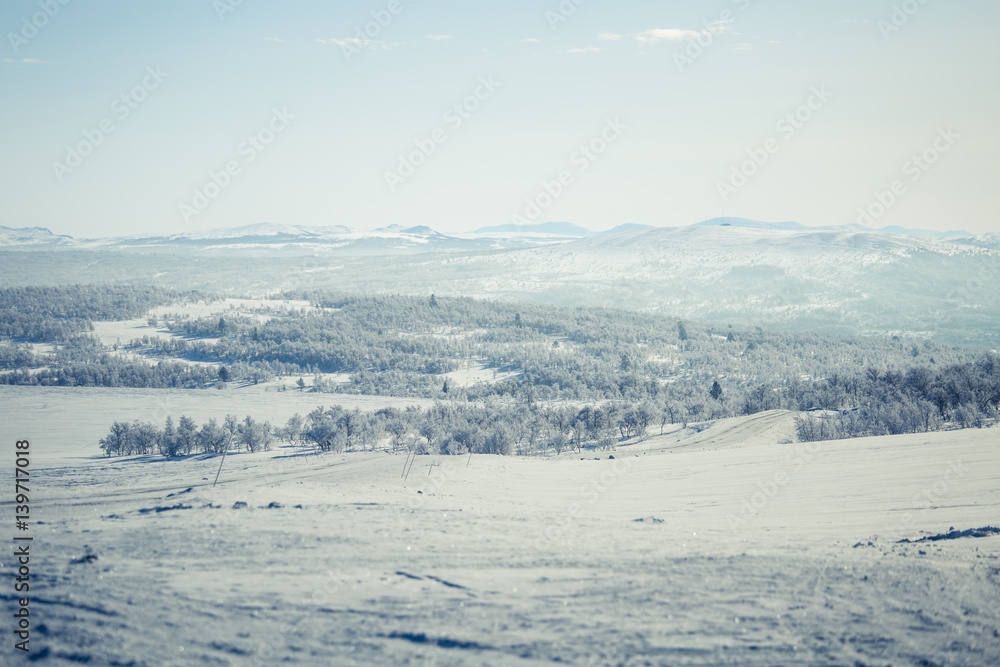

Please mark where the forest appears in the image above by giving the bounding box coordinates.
[0,284,996,453]
[0,284,192,341]
[101,348,1000,461]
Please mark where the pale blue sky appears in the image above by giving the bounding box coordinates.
[1,0,997,237]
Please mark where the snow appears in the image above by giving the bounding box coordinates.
[0,386,432,466]
[2,403,997,665]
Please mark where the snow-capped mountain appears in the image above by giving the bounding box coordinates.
[0,226,74,246]
[466,221,597,239]
[1,219,978,253]
[0,223,501,255]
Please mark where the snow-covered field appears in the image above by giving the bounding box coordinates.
[0,386,432,466]
[1,403,997,665]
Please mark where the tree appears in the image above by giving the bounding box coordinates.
[375,408,408,451]
[304,407,342,452]
[224,414,240,443]
[161,416,179,456]
[177,416,199,455]
[677,321,688,341]
[99,421,130,457]
[484,424,513,455]
[338,409,364,450]
[710,380,723,401]
[297,377,306,392]
[429,294,438,308]
[130,421,161,455]
[282,413,304,444]
[218,365,231,383]
[238,416,273,453]
[514,313,523,328]
[198,418,228,453]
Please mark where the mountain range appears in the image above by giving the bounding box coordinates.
[0,218,977,252]
[2,219,996,347]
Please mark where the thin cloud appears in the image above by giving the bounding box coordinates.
[263,37,285,43]
[427,35,452,42]
[598,32,624,41]
[562,47,603,54]
[3,58,47,64]
[636,28,701,43]
[636,24,733,43]
[318,37,403,51]
[521,37,540,43]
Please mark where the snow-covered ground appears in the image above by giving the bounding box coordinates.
[1,406,997,665]
[0,386,431,466]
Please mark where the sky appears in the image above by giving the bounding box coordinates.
[0,0,997,238]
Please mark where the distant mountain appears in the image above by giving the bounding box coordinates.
[394,225,440,236]
[0,223,505,256]
[4,219,973,253]
[449,224,999,346]
[0,226,74,246]
[695,217,972,240]
[873,224,973,240]
[599,223,656,235]
[469,221,596,238]
[168,223,354,240]
[695,217,805,231]
[2,221,997,347]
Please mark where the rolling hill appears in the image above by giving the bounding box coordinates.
[1,220,996,347]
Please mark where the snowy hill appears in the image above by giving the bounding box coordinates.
[469,221,596,239]
[0,225,74,246]
[1,219,978,252]
[694,217,974,239]
[427,224,1000,347]
[2,220,996,346]
[4,388,999,665]
[65,223,498,255]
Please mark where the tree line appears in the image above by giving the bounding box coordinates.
[6,286,998,446]
[100,351,1000,460]
[796,355,1000,441]
[0,284,193,342]
[99,415,276,457]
